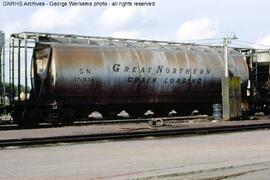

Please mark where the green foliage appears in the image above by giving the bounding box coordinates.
[1,82,31,96]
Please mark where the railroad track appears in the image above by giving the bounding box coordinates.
[0,123,19,131]
[0,119,148,131]
[0,121,270,147]
[0,115,208,131]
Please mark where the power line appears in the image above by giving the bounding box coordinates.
[179,37,223,42]
[235,40,270,48]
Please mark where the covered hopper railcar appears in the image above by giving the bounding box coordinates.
[12,36,249,127]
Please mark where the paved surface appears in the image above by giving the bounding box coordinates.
[1,130,270,179]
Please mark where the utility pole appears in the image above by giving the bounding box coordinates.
[223,34,238,76]
[222,34,238,120]
[224,35,229,78]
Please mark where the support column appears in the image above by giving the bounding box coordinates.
[11,38,15,103]
[3,36,5,105]
[24,34,28,100]
[18,39,21,101]
[0,32,3,104]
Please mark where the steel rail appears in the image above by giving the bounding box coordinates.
[0,122,270,147]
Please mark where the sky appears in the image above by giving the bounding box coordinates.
[0,0,270,48]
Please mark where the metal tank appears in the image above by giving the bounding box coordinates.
[32,43,249,105]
